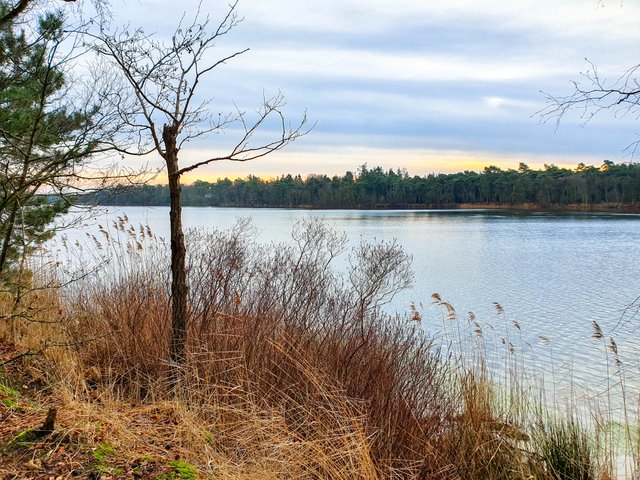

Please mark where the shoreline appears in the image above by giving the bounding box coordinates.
[94,202,640,214]
[454,202,640,213]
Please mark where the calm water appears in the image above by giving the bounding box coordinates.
[54,206,640,409]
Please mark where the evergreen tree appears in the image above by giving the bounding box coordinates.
[0,1,108,278]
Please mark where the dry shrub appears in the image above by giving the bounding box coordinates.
[45,339,377,480]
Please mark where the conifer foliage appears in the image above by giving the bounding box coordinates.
[0,0,109,279]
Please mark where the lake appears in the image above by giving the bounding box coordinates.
[52,206,640,412]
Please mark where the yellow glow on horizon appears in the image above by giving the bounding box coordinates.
[168,146,605,184]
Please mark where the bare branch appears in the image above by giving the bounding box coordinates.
[540,59,640,153]
[178,101,310,175]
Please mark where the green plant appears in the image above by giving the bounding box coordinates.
[7,428,39,447]
[537,416,595,480]
[156,460,198,480]
[92,442,115,464]
[2,397,18,407]
[92,442,115,473]
[0,382,21,408]
[0,383,19,398]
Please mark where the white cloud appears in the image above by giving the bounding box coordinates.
[484,96,539,111]
[238,0,640,44]
[227,47,570,83]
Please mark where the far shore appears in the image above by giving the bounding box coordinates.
[99,202,640,213]
[453,202,640,213]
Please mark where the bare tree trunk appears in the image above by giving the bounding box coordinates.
[163,124,188,381]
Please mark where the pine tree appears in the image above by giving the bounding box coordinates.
[0,2,99,279]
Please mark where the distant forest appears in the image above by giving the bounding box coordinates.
[87,161,640,210]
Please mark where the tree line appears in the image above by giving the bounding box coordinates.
[87,161,640,210]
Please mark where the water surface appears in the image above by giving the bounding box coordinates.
[54,206,640,410]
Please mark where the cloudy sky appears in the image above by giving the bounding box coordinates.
[104,0,640,182]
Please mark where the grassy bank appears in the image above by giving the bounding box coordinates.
[1,217,638,478]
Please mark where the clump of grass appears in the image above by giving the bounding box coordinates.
[419,373,535,480]
[535,415,595,480]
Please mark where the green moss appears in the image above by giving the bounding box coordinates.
[0,383,20,398]
[156,460,198,480]
[0,382,27,411]
[8,428,38,448]
[90,442,120,476]
[92,442,115,464]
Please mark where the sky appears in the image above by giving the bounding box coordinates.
[100,0,640,182]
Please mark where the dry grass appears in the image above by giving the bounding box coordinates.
[0,217,637,478]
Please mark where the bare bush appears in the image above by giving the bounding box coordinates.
[349,239,413,318]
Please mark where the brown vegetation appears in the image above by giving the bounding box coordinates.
[0,218,635,478]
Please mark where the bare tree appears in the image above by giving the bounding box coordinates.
[540,17,640,327]
[90,1,308,380]
[541,59,640,155]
